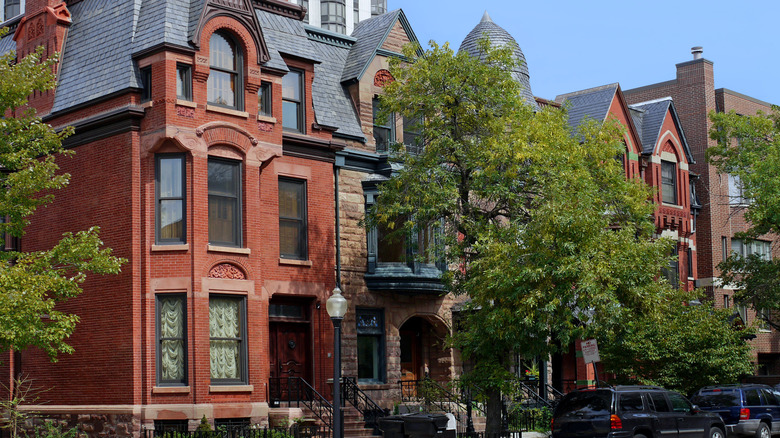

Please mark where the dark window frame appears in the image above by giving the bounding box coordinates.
[208,31,244,111]
[661,160,677,204]
[140,66,152,102]
[278,177,308,260]
[4,0,21,21]
[356,307,385,383]
[259,81,273,117]
[208,157,243,248]
[282,69,305,133]
[155,154,186,245]
[373,97,394,154]
[209,294,248,385]
[156,294,188,386]
[176,63,192,101]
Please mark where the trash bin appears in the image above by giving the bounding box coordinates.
[378,416,406,438]
[401,413,449,438]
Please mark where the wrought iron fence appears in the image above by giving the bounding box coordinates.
[142,426,311,438]
[268,377,333,435]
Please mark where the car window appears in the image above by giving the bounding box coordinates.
[668,392,693,413]
[745,389,761,406]
[761,389,777,406]
[691,390,741,408]
[648,392,671,412]
[555,390,612,417]
[620,393,644,412]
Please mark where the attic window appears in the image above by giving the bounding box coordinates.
[140,66,152,103]
[208,31,243,110]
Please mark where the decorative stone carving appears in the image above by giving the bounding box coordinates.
[258,121,274,132]
[209,263,246,280]
[374,69,394,87]
[176,106,195,118]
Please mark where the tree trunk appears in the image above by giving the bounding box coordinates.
[485,386,504,435]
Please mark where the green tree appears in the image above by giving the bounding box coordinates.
[708,108,780,329]
[370,39,674,433]
[0,28,124,360]
[599,292,754,394]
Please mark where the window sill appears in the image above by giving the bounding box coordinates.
[279,258,312,267]
[208,245,251,255]
[209,384,253,393]
[152,386,190,394]
[176,99,197,108]
[257,114,276,123]
[152,244,189,252]
[661,202,684,209]
[206,104,249,118]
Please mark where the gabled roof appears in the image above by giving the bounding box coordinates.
[341,9,416,83]
[629,97,694,164]
[52,0,141,113]
[555,83,619,134]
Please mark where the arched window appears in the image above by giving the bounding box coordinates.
[208,31,243,110]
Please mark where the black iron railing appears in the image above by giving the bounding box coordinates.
[268,377,332,435]
[143,427,297,438]
[342,377,388,434]
[399,378,484,431]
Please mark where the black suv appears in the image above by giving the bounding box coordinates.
[691,384,780,438]
[551,386,726,438]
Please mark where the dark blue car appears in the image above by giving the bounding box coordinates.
[691,384,780,438]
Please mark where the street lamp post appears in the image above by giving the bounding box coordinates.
[327,287,348,438]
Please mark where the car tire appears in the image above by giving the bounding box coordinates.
[634,434,648,438]
[756,423,770,438]
[710,427,726,438]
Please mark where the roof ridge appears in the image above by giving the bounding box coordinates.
[629,96,673,107]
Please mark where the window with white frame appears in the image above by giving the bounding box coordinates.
[2,0,21,22]
[729,174,749,205]
[731,238,771,261]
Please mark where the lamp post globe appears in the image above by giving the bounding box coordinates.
[327,286,348,438]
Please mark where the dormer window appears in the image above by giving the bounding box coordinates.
[2,0,21,22]
[208,31,243,110]
[282,69,304,132]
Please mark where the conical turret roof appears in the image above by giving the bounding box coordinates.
[459,12,536,108]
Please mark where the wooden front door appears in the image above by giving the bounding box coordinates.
[270,322,310,380]
[400,328,420,398]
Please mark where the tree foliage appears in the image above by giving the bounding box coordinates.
[599,293,755,395]
[708,108,780,329]
[370,39,676,432]
[0,28,124,360]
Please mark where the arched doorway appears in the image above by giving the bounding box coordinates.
[399,316,449,396]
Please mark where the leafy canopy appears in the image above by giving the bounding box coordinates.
[708,108,780,329]
[0,28,125,360]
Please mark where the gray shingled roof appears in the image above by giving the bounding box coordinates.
[133,0,191,53]
[459,12,536,108]
[256,10,321,63]
[0,33,14,57]
[341,9,401,82]
[555,83,618,135]
[311,38,363,139]
[52,0,141,113]
[630,98,694,163]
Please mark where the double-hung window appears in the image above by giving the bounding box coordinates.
[176,64,192,101]
[3,0,21,21]
[208,31,243,110]
[356,308,385,383]
[732,238,771,261]
[156,154,186,244]
[282,70,304,132]
[373,97,394,153]
[729,174,749,205]
[279,178,308,260]
[209,295,247,384]
[661,161,677,204]
[157,294,187,385]
[258,82,273,117]
[208,158,242,247]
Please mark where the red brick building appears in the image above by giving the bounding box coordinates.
[624,48,780,376]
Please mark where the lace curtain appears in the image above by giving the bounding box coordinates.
[210,297,241,380]
[159,296,185,381]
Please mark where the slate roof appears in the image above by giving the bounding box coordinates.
[459,11,536,108]
[310,35,364,139]
[0,32,14,57]
[555,83,619,134]
[133,0,191,54]
[257,10,321,64]
[630,97,694,163]
[341,9,401,82]
[52,0,141,113]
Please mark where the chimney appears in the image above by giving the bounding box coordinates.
[691,46,703,60]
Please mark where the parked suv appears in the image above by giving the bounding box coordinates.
[691,384,780,438]
[551,386,725,438]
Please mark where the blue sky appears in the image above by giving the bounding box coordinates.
[388,1,779,106]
